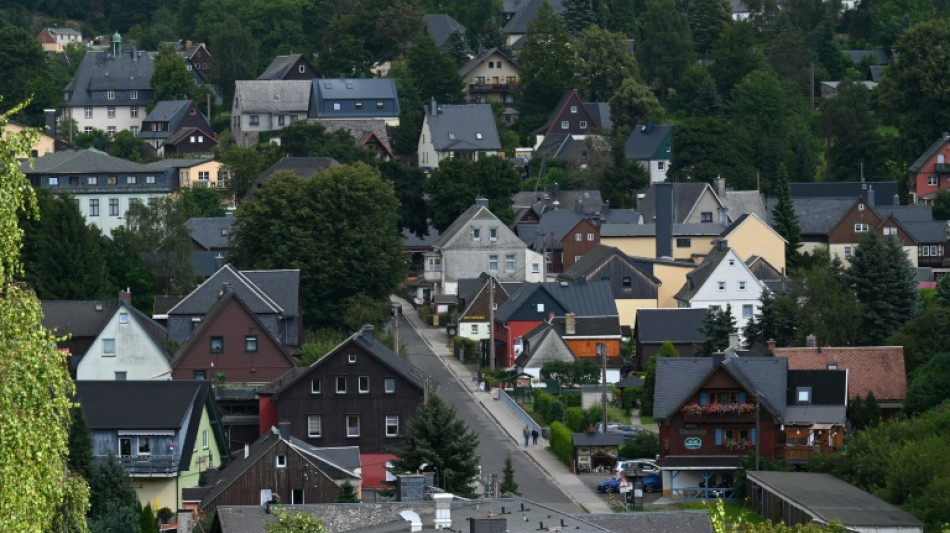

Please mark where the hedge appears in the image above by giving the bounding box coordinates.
[549,421,575,467]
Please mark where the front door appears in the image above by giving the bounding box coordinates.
[119,437,132,456]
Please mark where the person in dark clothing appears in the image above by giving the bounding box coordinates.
[531,428,539,445]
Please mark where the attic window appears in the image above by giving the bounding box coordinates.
[298,65,306,73]
[570,105,577,113]
[333,102,341,111]
[475,132,483,140]
[858,203,865,211]
[345,82,354,89]
[348,352,357,364]
[448,132,456,140]
[377,101,385,109]
[189,108,196,115]
[622,276,632,288]
[355,101,363,109]
[797,387,812,404]
[536,303,545,313]
[119,312,128,324]
[324,82,332,89]
[276,454,287,468]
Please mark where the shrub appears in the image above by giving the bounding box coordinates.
[549,400,565,423]
[619,432,659,460]
[452,336,479,363]
[549,421,575,467]
[565,407,587,432]
[562,393,582,407]
[534,390,554,421]
[586,404,604,428]
[621,387,640,411]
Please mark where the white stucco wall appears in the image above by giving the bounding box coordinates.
[75,191,173,236]
[76,304,171,381]
[688,250,765,337]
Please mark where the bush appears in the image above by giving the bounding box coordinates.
[621,387,640,411]
[586,404,604,429]
[534,390,554,421]
[619,433,659,460]
[565,407,587,432]
[549,400,565,423]
[562,393,582,408]
[549,421,575,467]
[453,336,479,363]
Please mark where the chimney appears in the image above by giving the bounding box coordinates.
[767,338,776,353]
[131,46,137,61]
[277,421,291,440]
[474,197,490,208]
[432,493,453,530]
[220,282,233,297]
[361,324,374,343]
[716,239,728,251]
[893,193,899,205]
[431,98,438,116]
[118,287,132,304]
[565,313,576,335]
[186,40,193,50]
[548,312,555,324]
[866,185,875,206]
[806,334,817,347]
[43,109,56,139]
[655,183,673,259]
[244,444,250,459]
[574,198,583,214]
[718,207,727,226]
[470,517,506,533]
[715,176,726,196]
[601,200,610,216]
[553,182,560,198]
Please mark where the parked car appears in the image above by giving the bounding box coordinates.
[613,458,660,479]
[596,422,650,439]
[597,474,662,493]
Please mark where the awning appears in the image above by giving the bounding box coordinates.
[810,423,834,430]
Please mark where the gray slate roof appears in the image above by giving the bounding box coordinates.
[637,183,717,223]
[551,315,622,337]
[600,222,724,237]
[23,148,157,174]
[583,511,714,533]
[572,432,626,446]
[635,308,707,344]
[843,49,889,65]
[424,14,466,48]
[140,99,206,136]
[909,136,950,173]
[187,216,235,250]
[624,123,673,160]
[504,0,565,34]
[494,280,618,322]
[233,80,311,112]
[585,102,613,131]
[674,248,729,302]
[458,47,520,79]
[64,50,156,106]
[532,209,586,245]
[747,472,923,528]
[788,181,898,206]
[432,204,496,248]
[901,221,947,243]
[168,264,299,318]
[721,190,767,221]
[425,104,501,151]
[877,204,933,222]
[512,189,603,212]
[767,197,853,235]
[312,77,399,101]
[257,53,306,80]
[245,156,340,199]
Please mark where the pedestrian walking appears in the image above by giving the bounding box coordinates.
[531,428,539,445]
[523,425,530,447]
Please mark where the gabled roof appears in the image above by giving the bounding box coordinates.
[877,204,933,223]
[600,222,724,238]
[675,247,760,303]
[432,204,501,248]
[503,0,565,35]
[142,99,204,126]
[719,212,786,245]
[319,119,394,157]
[244,156,340,199]
[768,197,854,236]
[424,14,467,48]
[901,221,947,243]
[63,50,156,106]
[458,47,520,79]
[558,244,662,291]
[635,308,707,344]
[843,49,889,65]
[233,80,311,113]
[909,135,950,173]
[512,189,603,212]
[495,280,618,322]
[257,53,311,80]
[788,181,898,206]
[534,89,598,136]
[551,315,622,337]
[312,77,398,101]
[164,126,217,147]
[23,149,157,174]
[637,182,720,224]
[424,104,501,152]
[44,27,82,36]
[720,189,768,222]
[585,103,612,131]
[168,264,297,317]
[624,123,673,160]
[867,65,884,82]
[774,346,907,403]
[745,255,789,293]
[532,209,587,245]
[515,321,575,368]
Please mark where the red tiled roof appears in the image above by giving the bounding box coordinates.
[774,346,906,402]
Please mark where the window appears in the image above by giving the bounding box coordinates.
[742,304,754,318]
[738,281,747,291]
[570,105,578,113]
[489,255,498,273]
[676,238,691,248]
[298,64,306,73]
[88,177,97,185]
[333,102,341,111]
[489,228,497,241]
[475,132,483,139]
[210,337,223,353]
[48,177,59,186]
[276,454,287,468]
[107,106,115,118]
[108,176,117,185]
[560,121,569,130]
[386,415,399,437]
[536,303,545,313]
[84,107,92,118]
[827,363,837,370]
[718,281,726,291]
[336,376,347,393]
[709,304,721,312]
[346,415,360,437]
[89,199,99,216]
[107,90,115,100]
[579,120,587,129]
[83,126,92,134]
[658,161,665,170]
[130,90,138,100]
[359,375,370,393]
[470,324,479,335]
[797,387,812,404]
[202,429,209,449]
[146,175,156,184]
[531,262,540,273]
[448,132,456,140]
[701,212,713,223]
[69,176,78,185]
[376,101,385,109]
[119,312,128,324]
[505,254,515,272]
[249,114,259,126]
[355,101,363,109]
[126,176,136,184]
[844,246,852,259]
[883,226,897,236]
[472,228,481,241]
[729,259,736,266]
[854,223,869,232]
[929,176,938,186]
[277,114,285,126]
[107,126,116,137]
[108,198,118,216]
[587,233,594,241]
[198,171,210,181]
[245,335,258,353]
[308,415,322,437]
[348,352,357,364]
[194,370,206,380]
[114,371,126,380]
[622,276,633,289]
[291,488,304,505]
[138,437,151,455]
[384,377,396,393]
[311,379,321,394]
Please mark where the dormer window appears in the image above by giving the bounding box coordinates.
[448,132,456,140]
[107,90,115,100]
[298,64,306,73]
[130,90,138,100]
[475,132,483,139]
[570,105,577,113]
[796,387,812,404]
[827,363,837,370]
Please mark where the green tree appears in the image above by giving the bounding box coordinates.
[539,359,601,388]
[336,480,359,503]
[516,1,577,132]
[68,408,95,482]
[425,157,520,231]
[180,187,226,218]
[446,30,470,67]
[640,340,679,417]
[379,161,429,237]
[0,106,90,531]
[887,304,950,374]
[848,392,880,432]
[216,142,265,203]
[389,396,480,498]
[671,65,724,118]
[818,81,884,182]
[607,77,664,134]
[729,69,794,191]
[499,455,520,495]
[697,305,736,355]
[637,0,693,95]
[878,20,950,160]
[20,190,113,300]
[688,0,730,59]
[764,25,813,99]
[771,164,803,266]
[903,352,950,417]
[846,232,918,345]
[709,21,763,96]
[229,164,405,329]
[667,116,755,187]
[0,27,62,123]
[209,16,260,109]
[388,60,425,156]
[150,44,199,110]
[574,25,639,102]
[782,253,860,346]
[108,130,157,163]
[140,503,159,533]
[933,190,950,222]
[274,121,375,164]
[88,453,139,533]
[406,33,464,105]
[265,508,327,533]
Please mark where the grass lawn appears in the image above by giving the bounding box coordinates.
[639,415,655,425]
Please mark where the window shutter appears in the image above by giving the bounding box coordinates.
[715,428,723,445]
[738,392,747,403]
[751,429,757,445]
[700,393,709,406]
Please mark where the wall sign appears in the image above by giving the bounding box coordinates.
[684,437,702,450]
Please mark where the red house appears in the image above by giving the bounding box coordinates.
[907,133,950,204]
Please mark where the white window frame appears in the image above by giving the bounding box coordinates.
[531,262,540,273]
[854,223,869,232]
[107,90,115,100]
[311,379,321,394]
[797,387,812,404]
[579,120,587,129]
[119,312,128,324]
[489,228,497,241]
[928,176,938,186]
[385,415,399,437]
[130,90,138,100]
[717,281,726,291]
[102,338,116,356]
[738,281,747,291]
[505,254,515,272]
[570,105,577,113]
[308,415,322,437]
[202,428,209,449]
[346,415,360,437]
[844,246,852,258]
[336,376,347,394]
[575,232,583,241]
[587,233,594,241]
[742,304,754,318]
[472,228,481,241]
[84,107,93,118]
[470,324,478,334]
[384,377,396,394]
[489,255,498,273]
[358,375,370,394]
[276,454,287,468]
[561,121,569,129]
[348,352,357,364]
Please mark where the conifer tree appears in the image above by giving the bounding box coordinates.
[500,455,520,495]
[846,232,918,345]
[337,480,359,503]
[771,164,802,269]
[68,407,95,482]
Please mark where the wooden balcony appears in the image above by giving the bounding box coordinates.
[469,83,517,93]
[682,411,756,423]
[781,444,837,464]
[98,454,180,477]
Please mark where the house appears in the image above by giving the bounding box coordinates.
[674,243,767,338]
[187,216,234,277]
[492,279,620,370]
[308,78,400,125]
[139,100,216,156]
[718,213,786,274]
[747,472,923,533]
[42,293,170,381]
[503,0,566,47]
[244,155,340,200]
[713,177,768,223]
[634,308,707,364]
[459,47,521,107]
[533,133,610,168]
[423,199,544,296]
[730,0,756,19]
[907,133,950,204]
[600,222,724,264]
[170,288,297,384]
[258,325,428,453]
[417,101,501,171]
[4,120,56,158]
[624,123,673,183]
[455,274,511,344]
[533,90,604,146]
[165,264,302,351]
[257,53,319,80]
[824,197,918,265]
[514,321,576,378]
[773,344,909,417]
[512,188,605,224]
[559,245,662,329]
[424,14,467,50]
[61,34,156,136]
[637,182,729,226]
[196,424,359,511]
[517,207,600,274]
[819,80,877,99]
[38,26,82,52]
[161,157,227,189]
[789,180,899,206]
[75,380,227,509]
[176,41,212,82]
[23,149,179,235]
[232,80,311,147]
[320,119,394,159]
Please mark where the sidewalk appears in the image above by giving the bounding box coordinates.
[393,296,612,513]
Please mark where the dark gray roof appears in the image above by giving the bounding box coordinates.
[909,136,950,173]
[458,48,520,79]
[503,0,565,35]
[141,99,204,132]
[242,270,301,319]
[635,309,707,344]
[424,14,466,48]
[512,189,604,212]
[312,77,398,101]
[572,432,626,446]
[319,119,393,156]
[674,248,730,302]
[585,102,612,131]
[583,511,714,533]
[42,300,121,338]
[168,264,298,317]
[76,380,206,430]
[720,356,786,418]
[615,374,644,388]
[767,197,853,236]
[63,50,156,106]
[402,226,440,249]
[747,472,923,528]
[425,104,501,151]
[637,183,718,224]
[23,149,158,174]
[187,216,234,250]
[432,204,496,248]
[493,280,618,322]
[624,123,673,160]
[721,190,767,221]
[788,181,898,205]
[878,205,932,222]
[843,49,889,65]
[662,455,742,469]
[551,315,622,337]
[245,156,340,199]
[745,256,789,293]
[600,222,724,237]
[867,64,884,82]
[783,405,846,425]
[901,221,947,243]
[534,209,586,244]
[257,53,306,80]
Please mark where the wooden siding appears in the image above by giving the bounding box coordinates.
[275,339,424,453]
[561,219,600,272]
[567,339,621,360]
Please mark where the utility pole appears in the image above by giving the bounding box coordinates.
[598,342,607,432]
[392,302,399,356]
[754,391,761,471]
[489,277,496,371]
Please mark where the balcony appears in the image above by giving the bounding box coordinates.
[681,403,757,423]
[781,444,837,464]
[469,83,517,93]
[98,454,180,477]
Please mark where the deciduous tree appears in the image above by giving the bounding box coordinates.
[575,26,639,102]
[607,77,664,135]
[667,116,754,187]
[265,508,327,533]
[209,16,260,109]
[425,157,520,231]
[150,44,200,111]
[517,2,577,132]
[637,0,693,95]
[216,143,264,203]
[406,33,465,105]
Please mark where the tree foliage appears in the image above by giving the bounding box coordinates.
[389,396,480,498]
[688,0,730,59]
[88,453,139,533]
[151,44,200,109]
[539,359,601,388]
[608,77,665,135]
[887,304,950,375]
[845,232,918,345]
[216,143,265,203]
[517,1,577,132]
[68,408,95,482]
[271,121,376,165]
[379,161,428,237]
[425,157,521,232]
[406,33,465,105]
[771,164,802,266]
[637,0,693,95]
[209,16,260,110]
[500,455,520,496]
[848,392,880,432]
[229,164,405,329]
[336,480,359,503]
[574,25,639,102]
[903,352,950,417]
[696,305,736,355]
[818,81,885,182]
[667,116,754,186]
[265,508,327,533]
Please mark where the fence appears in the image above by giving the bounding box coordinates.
[497,389,541,433]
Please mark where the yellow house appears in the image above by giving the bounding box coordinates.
[600,223,722,263]
[4,122,55,158]
[719,213,787,273]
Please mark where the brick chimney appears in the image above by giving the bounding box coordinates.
[118,288,132,305]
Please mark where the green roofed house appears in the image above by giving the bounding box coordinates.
[624,122,674,183]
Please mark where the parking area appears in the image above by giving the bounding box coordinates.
[576,472,664,508]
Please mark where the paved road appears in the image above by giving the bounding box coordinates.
[397,316,580,513]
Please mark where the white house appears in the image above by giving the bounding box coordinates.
[417,101,500,171]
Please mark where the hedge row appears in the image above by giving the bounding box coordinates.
[549,421,575,467]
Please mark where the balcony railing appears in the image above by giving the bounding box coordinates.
[782,444,837,463]
[469,83,517,92]
[681,403,757,422]
[98,454,180,477]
